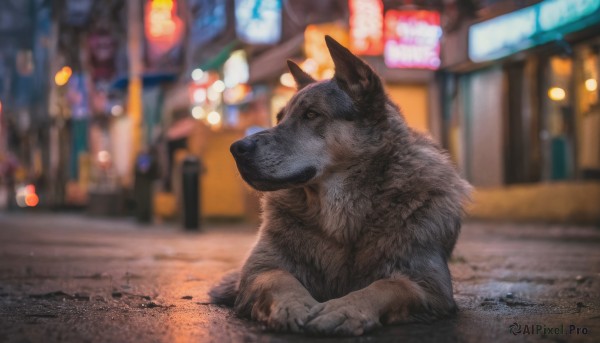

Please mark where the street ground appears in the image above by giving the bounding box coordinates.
[0,212,599,343]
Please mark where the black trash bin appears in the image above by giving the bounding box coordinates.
[181,155,201,230]
[134,152,157,223]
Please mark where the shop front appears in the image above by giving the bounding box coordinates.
[442,0,600,185]
[440,0,600,223]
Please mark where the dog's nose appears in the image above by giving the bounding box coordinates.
[231,138,256,157]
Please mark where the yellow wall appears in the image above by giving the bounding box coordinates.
[153,125,247,220]
[199,130,246,217]
[468,182,600,225]
[385,84,429,133]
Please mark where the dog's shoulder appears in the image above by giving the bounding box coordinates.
[365,121,470,250]
[384,122,470,203]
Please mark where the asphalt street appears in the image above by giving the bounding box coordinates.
[0,212,598,342]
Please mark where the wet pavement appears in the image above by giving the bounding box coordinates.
[0,212,598,343]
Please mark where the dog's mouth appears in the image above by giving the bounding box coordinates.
[235,162,317,192]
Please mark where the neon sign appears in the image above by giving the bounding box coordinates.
[349,0,383,55]
[469,0,600,62]
[188,0,226,46]
[235,0,282,45]
[384,10,442,70]
[144,0,183,65]
[145,0,181,39]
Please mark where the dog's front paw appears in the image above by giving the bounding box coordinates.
[304,299,381,336]
[252,296,316,333]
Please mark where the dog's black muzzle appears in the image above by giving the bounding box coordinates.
[230,137,257,160]
[230,134,271,190]
[230,134,316,191]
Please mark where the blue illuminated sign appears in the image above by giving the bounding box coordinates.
[469,0,600,62]
[188,0,226,47]
[235,0,282,45]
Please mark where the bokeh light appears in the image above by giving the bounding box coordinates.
[211,80,226,93]
[280,72,295,88]
[54,66,72,86]
[585,78,597,92]
[207,111,221,125]
[191,68,204,81]
[191,106,205,119]
[548,87,566,101]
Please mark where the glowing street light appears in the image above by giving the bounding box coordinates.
[585,78,597,92]
[111,105,124,116]
[191,106,205,119]
[280,72,295,88]
[207,111,221,125]
[98,150,111,164]
[211,80,226,93]
[54,66,72,86]
[301,58,318,74]
[191,68,204,81]
[193,88,206,103]
[16,184,39,208]
[548,87,566,101]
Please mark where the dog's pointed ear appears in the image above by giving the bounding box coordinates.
[287,60,316,90]
[325,35,384,106]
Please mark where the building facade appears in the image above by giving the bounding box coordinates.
[441,0,600,187]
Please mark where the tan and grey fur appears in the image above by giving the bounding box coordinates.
[209,36,471,336]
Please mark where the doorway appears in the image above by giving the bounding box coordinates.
[541,55,576,181]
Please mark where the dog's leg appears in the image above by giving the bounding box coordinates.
[303,275,431,336]
[234,269,318,333]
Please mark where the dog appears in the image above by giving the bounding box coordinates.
[209,36,471,336]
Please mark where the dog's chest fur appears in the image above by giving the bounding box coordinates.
[316,175,372,242]
[282,225,388,302]
[263,182,397,301]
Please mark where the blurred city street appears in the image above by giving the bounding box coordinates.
[0,213,598,342]
[1,0,600,342]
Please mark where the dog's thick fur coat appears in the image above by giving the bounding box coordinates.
[209,36,471,336]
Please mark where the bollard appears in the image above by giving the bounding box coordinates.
[181,155,201,230]
[134,152,156,223]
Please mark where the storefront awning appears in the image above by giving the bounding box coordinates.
[197,41,238,72]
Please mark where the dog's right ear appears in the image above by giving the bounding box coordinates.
[287,60,316,90]
[325,35,385,109]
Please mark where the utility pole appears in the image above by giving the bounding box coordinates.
[126,0,144,187]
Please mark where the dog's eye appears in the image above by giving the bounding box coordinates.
[305,111,318,120]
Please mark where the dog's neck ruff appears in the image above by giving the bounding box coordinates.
[316,174,371,243]
[284,131,394,243]
[303,152,391,243]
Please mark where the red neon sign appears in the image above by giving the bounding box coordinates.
[144,0,183,66]
[384,10,442,70]
[145,0,181,40]
[349,0,384,55]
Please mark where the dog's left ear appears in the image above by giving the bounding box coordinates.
[287,60,316,90]
[325,35,385,107]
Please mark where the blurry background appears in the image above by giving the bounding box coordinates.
[0,0,598,225]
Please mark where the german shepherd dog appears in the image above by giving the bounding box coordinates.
[209,36,471,336]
